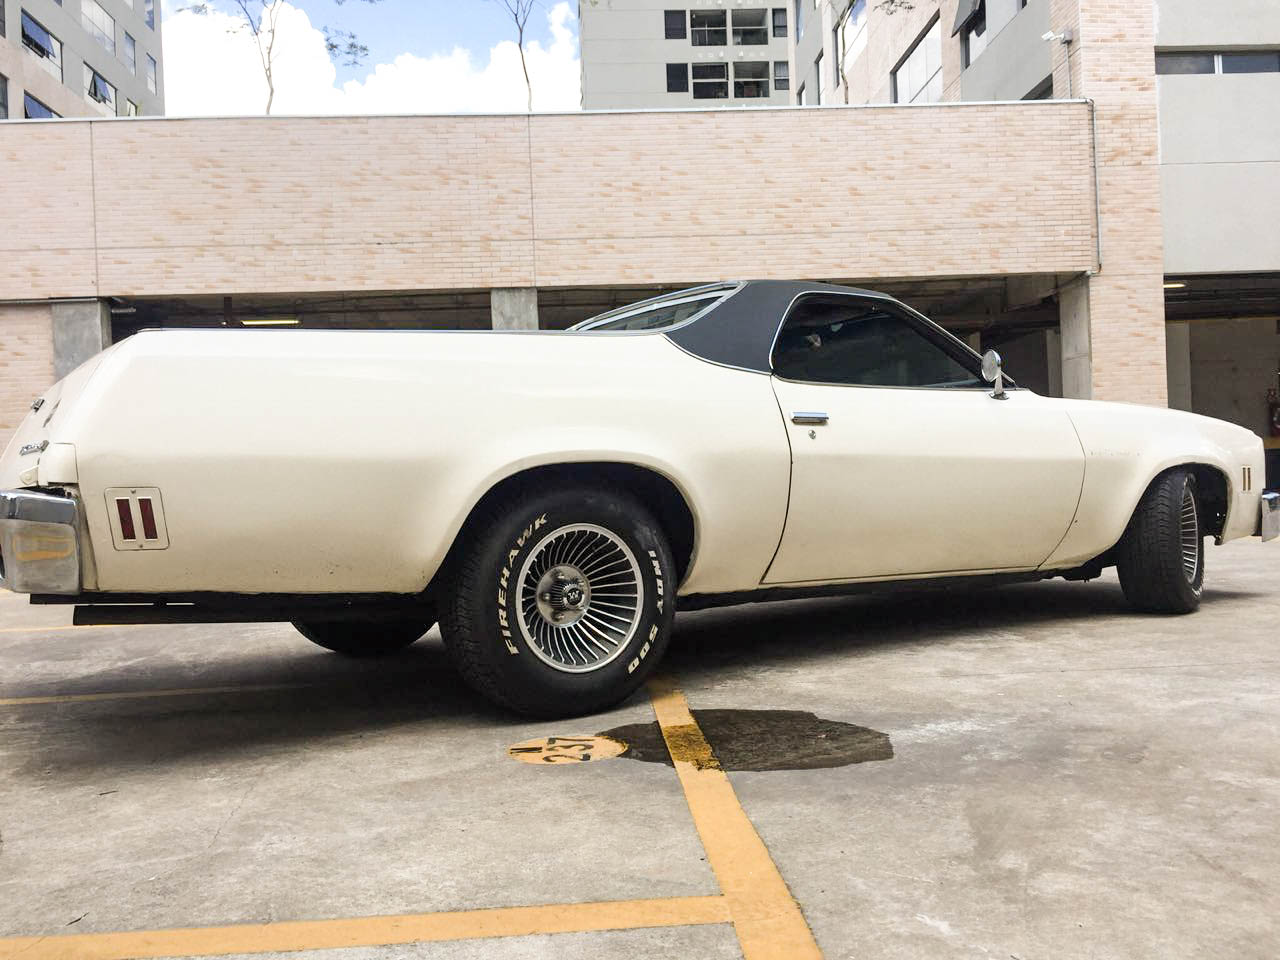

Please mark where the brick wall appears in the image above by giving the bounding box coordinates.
[1060,0,1168,405]
[0,304,55,451]
[0,102,1097,303]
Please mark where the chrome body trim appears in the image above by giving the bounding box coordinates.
[0,490,82,595]
[1260,492,1280,543]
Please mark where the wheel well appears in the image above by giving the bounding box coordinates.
[445,462,697,586]
[1187,463,1229,538]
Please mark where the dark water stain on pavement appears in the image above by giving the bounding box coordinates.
[599,709,893,772]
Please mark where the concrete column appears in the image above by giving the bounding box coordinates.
[490,288,539,331]
[1058,279,1092,400]
[51,300,112,380]
[1045,329,1063,398]
[1164,321,1193,412]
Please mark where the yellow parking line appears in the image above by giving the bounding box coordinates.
[0,896,730,960]
[647,676,823,960]
[0,684,309,707]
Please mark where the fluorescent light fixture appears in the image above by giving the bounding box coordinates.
[1163,282,1187,290]
[240,317,300,326]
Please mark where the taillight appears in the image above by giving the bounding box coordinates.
[115,498,136,541]
[138,498,158,540]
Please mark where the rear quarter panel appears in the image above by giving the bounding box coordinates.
[70,331,791,596]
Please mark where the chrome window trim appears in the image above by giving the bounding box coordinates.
[570,282,745,333]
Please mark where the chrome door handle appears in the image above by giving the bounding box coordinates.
[791,412,829,425]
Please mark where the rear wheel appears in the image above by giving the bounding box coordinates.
[293,619,432,657]
[1115,468,1204,614]
[439,485,675,718]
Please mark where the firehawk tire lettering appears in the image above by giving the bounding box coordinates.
[496,513,548,655]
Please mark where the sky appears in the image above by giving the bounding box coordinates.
[158,0,582,115]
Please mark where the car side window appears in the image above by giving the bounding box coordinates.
[585,296,722,332]
[772,294,982,389]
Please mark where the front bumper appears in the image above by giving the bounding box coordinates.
[0,490,81,594]
[1260,492,1280,543]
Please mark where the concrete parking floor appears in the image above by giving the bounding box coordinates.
[1,540,1277,959]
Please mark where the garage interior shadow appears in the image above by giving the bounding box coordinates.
[5,578,1263,775]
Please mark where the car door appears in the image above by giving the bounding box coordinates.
[764,292,1085,584]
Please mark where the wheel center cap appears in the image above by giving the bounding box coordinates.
[534,565,591,626]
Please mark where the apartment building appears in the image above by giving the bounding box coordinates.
[0,0,163,120]
[580,0,792,108]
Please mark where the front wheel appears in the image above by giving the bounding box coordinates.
[293,619,433,657]
[439,486,676,718]
[1115,468,1204,614]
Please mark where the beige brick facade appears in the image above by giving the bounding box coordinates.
[0,103,1096,304]
[0,303,55,450]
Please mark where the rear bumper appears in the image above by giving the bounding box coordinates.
[1259,492,1280,543]
[0,490,81,595]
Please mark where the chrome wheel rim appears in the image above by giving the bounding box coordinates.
[515,523,644,674]
[1180,486,1201,582]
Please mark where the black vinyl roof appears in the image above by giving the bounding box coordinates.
[664,279,897,374]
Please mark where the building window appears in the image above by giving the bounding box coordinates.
[666,62,688,92]
[23,92,59,118]
[832,23,841,87]
[123,31,136,73]
[793,0,803,38]
[1156,51,1280,75]
[691,62,728,98]
[961,1,987,68]
[143,0,154,29]
[813,51,823,103]
[773,60,789,91]
[82,0,116,55]
[1154,53,1213,75]
[838,0,867,71]
[733,60,769,97]
[84,63,117,113]
[146,53,157,93]
[732,9,768,45]
[0,74,7,119]
[891,16,942,103]
[664,10,686,40]
[126,98,138,115]
[772,8,786,38]
[0,0,6,39]
[21,11,63,82]
[690,10,726,46]
[1221,51,1280,73]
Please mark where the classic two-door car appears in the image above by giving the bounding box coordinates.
[2,280,1277,716]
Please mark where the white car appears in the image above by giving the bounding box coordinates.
[2,281,1276,716]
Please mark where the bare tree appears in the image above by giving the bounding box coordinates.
[492,0,537,112]
[183,0,381,114]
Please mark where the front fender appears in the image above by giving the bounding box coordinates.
[1041,400,1264,569]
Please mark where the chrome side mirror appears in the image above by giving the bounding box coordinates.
[981,349,1007,400]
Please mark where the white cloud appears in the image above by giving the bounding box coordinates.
[161,1,581,116]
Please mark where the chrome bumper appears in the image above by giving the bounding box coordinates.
[0,490,82,594]
[1261,492,1280,543]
